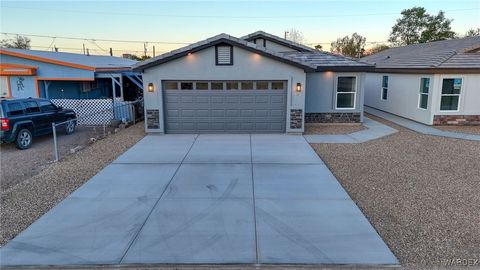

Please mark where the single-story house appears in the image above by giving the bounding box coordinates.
[0,48,143,101]
[362,37,480,125]
[133,31,373,134]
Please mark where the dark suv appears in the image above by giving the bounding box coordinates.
[0,98,77,149]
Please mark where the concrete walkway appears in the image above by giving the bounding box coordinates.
[365,107,480,141]
[304,117,398,144]
[0,134,398,267]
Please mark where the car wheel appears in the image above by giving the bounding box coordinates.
[15,129,33,150]
[65,119,76,135]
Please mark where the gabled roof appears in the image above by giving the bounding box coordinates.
[134,33,373,72]
[133,33,318,72]
[0,48,137,71]
[362,37,480,71]
[241,30,316,53]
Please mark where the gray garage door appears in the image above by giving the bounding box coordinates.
[164,81,287,133]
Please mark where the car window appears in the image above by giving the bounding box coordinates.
[24,101,41,114]
[7,102,24,116]
[38,100,57,112]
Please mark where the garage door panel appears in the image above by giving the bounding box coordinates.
[196,109,210,117]
[212,109,225,117]
[164,80,286,133]
[255,96,269,103]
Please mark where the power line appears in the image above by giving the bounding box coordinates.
[2,32,387,48]
[2,6,479,19]
[1,32,192,45]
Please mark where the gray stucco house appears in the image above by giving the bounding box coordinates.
[133,31,373,134]
[363,37,480,125]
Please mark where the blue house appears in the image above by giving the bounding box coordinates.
[0,48,143,101]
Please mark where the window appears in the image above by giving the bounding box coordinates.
[38,100,57,112]
[336,76,357,109]
[226,82,238,90]
[211,82,224,90]
[418,78,430,109]
[215,45,233,65]
[271,81,285,90]
[165,82,178,90]
[381,75,388,100]
[82,80,98,92]
[195,82,208,90]
[180,82,193,90]
[24,101,40,113]
[7,102,24,116]
[256,82,269,90]
[241,82,254,90]
[440,78,462,111]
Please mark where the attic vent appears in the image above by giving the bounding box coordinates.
[216,45,233,65]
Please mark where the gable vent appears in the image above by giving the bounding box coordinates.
[216,45,233,65]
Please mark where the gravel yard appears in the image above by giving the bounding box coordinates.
[304,123,365,135]
[0,125,115,192]
[0,122,145,246]
[436,125,480,135]
[311,114,480,269]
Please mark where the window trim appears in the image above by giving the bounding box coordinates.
[381,75,388,101]
[418,77,430,110]
[439,77,462,112]
[334,75,358,110]
[215,44,233,66]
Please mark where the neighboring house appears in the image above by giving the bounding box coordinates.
[133,31,373,134]
[362,37,480,125]
[0,48,143,101]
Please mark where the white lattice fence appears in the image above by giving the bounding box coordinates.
[51,99,114,125]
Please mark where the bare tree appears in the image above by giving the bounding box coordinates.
[0,35,31,49]
[286,28,304,44]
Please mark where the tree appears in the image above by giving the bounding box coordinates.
[362,44,390,57]
[0,35,31,49]
[465,28,480,37]
[314,44,323,51]
[285,28,304,44]
[330,33,366,58]
[419,11,456,42]
[389,7,456,45]
[125,54,151,61]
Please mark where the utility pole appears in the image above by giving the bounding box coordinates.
[144,43,147,57]
[86,48,90,56]
[83,43,86,55]
[284,31,289,40]
[109,48,113,56]
[153,45,156,57]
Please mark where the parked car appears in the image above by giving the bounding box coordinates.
[0,98,77,149]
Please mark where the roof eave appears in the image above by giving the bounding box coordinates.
[315,65,375,72]
[373,67,480,74]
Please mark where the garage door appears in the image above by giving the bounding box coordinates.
[164,81,287,133]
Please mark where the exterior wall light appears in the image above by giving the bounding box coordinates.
[296,83,302,93]
[147,83,155,92]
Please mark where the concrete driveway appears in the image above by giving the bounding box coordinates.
[1,134,398,266]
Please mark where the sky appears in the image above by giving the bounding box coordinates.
[1,0,479,56]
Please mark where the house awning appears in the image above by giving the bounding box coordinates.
[0,63,37,76]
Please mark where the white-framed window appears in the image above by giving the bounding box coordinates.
[440,78,462,111]
[418,78,430,110]
[381,75,388,100]
[335,76,357,109]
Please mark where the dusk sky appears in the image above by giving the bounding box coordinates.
[1,0,479,56]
